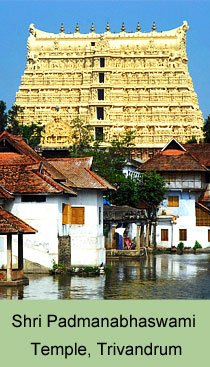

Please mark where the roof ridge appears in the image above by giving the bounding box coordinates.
[35,170,76,195]
[0,131,41,163]
[84,168,115,189]
[186,150,209,171]
[35,170,64,192]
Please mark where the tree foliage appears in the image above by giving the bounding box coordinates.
[0,100,7,133]
[109,175,139,207]
[136,171,167,219]
[71,117,93,151]
[0,101,43,148]
[7,104,22,135]
[203,115,210,143]
[69,120,136,185]
[186,135,197,144]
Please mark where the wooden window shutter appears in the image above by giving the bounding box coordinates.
[62,204,72,224]
[168,196,179,207]
[71,207,85,225]
[179,229,187,241]
[196,206,210,226]
[161,229,168,241]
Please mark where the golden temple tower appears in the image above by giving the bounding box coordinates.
[15,21,204,149]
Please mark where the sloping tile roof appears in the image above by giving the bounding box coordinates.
[0,132,113,195]
[0,132,76,196]
[0,185,14,199]
[0,165,75,195]
[0,206,37,234]
[199,183,210,202]
[48,158,115,190]
[141,149,208,172]
[0,131,42,164]
[185,143,210,167]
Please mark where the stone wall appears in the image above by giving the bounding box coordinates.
[58,236,71,268]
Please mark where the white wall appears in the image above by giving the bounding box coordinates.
[5,195,69,268]
[68,190,105,266]
[3,190,106,269]
[157,191,210,248]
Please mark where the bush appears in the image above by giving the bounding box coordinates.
[177,242,184,250]
[193,241,202,250]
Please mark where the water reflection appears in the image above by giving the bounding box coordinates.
[0,254,210,300]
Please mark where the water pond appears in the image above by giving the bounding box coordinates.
[1,254,210,300]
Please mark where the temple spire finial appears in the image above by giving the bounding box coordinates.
[90,22,95,32]
[121,22,126,32]
[75,22,80,33]
[136,22,141,32]
[106,22,110,32]
[152,21,156,31]
[60,23,64,33]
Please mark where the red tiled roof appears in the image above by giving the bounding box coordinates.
[185,143,210,167]
[141,149,208,172]
[0,185,14,199]
[0,131,42,164]
[0,206,37,234]
[48,158,114,190]
[199,184,210,202]
[0,165,75,195]
[0,132,113,195]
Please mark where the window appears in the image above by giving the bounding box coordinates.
[71,207,85,225]
[21,195,46,202]
[99,73,104,83]
[62,205,85,225]
[91,42,95,46]
[96,107,104,120]
[208,230,210,242]
[161,229,168,241]
[179,229,187,241]
[100,57,105,67]
[98,89,104,100]
[62,204,71,224]
[168,196,179,207]
[95,127,104,141]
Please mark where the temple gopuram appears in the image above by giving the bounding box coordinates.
[15,21,204,152]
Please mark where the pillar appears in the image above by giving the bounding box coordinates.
[18,234,23,270]
[111,224,117,249]
[7,234,12,281]
[136,223,141,251]
[146,222,150,247]
[106,224,112,250]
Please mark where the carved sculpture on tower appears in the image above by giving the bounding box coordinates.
[15,21,204,149]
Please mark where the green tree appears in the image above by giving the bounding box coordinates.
[71,117,93,153]
[109,174,138,207]
[0,100,8,133]
[69,126,136,186]
[186,136,197,144]
[7,104,43,148]
[203,115,210,143]
[21,122,43,148]
[137,171,167,247]
[137,171,167,220]
[7,104,22,135]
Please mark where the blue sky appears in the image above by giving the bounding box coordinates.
[0,0,210,119]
